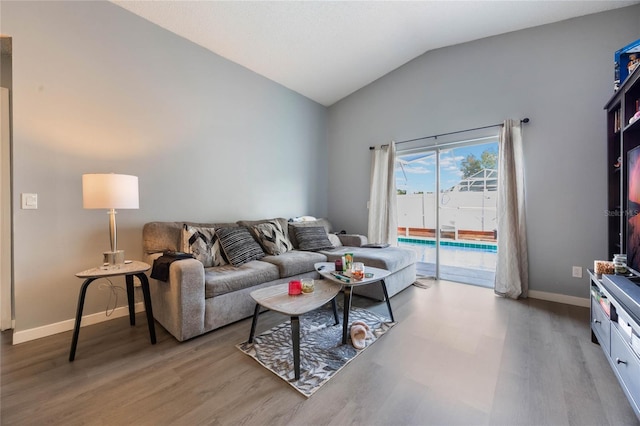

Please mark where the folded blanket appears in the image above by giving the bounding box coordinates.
[150,251,194,282]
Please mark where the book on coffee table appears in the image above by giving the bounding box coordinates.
[361,243,390,248]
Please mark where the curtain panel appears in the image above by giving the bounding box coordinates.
[495,120,529,298]
[368,142,398,245]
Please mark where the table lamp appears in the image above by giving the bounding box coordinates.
[82,173,139,267]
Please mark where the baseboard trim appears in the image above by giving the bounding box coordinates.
[528,290,590,308]
[12,302,145,345]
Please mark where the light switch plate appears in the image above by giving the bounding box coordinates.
[21,193,38,209]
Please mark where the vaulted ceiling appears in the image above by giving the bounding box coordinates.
[112,1,640,106]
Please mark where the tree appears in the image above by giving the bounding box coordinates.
[460,155,482,179]
[460,148,497,178]
[481,149,497,170]
[397,189,407,195]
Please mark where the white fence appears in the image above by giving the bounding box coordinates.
[397,192,498,233]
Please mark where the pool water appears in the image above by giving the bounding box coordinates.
[398,238,497,287]
[398,237,497,253]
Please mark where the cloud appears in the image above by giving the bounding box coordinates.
[405,166,432,174]
[439,155,464,168]
[414,158,434,166]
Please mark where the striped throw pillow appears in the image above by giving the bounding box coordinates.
[293,226,334,251]
[216,226,265,266]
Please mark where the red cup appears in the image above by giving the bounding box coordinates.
[288,280,302,295]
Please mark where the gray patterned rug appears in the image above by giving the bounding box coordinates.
[236,306,395,397]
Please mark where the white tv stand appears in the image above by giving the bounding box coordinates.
[589,270,640,420]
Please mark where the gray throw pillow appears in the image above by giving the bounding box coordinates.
[216,226,265,266]
[181,225,227,267]
[252,221,293,255]
[293,226,334,251]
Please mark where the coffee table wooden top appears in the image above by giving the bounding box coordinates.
[250,280,341,316]
[314,262,390,287]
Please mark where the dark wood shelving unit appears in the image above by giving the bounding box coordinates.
[605,66,640,259]
[594,55,640,425]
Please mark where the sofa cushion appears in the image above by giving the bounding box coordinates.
[292,226,334,251]
[216,226,265,266]
[204,261,279,298]
[260,250,327,278]
[251,221,293,255]
[337,234,367,247]
[181,224,227,267]
[319,246,417,273]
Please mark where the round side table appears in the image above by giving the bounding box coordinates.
[69,261,156,361]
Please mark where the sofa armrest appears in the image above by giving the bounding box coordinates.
[338,234,368,247]
[148,257,206,341]
[144,251,163,266]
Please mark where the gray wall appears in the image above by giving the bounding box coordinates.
[4,1,639,334]
[327,5,640,298]
[3,1,327,332]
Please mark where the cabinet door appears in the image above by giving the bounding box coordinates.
[611,324,640,415]
[592,297,611,354]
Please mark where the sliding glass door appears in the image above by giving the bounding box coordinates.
[396,139,498,287]
[397,151,438,273]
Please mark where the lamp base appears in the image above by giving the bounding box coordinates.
[102,250,125,268]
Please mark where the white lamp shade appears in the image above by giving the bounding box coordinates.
[82,174,139,209]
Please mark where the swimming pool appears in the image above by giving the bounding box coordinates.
[398,237,497,274]
[398,237,497,252]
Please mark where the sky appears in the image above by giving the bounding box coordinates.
[395,140,498,194]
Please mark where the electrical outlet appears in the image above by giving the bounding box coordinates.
[572,266,583,278]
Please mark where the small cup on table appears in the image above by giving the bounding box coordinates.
[351,262,365,280]
[301,278,315,293]
[288,280,302,295]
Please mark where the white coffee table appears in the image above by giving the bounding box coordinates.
[314,262,393,345]
[248,280,342,380]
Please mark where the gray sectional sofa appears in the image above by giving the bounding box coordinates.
[142,218,416,342]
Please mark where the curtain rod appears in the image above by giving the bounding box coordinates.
[369,118,530,150]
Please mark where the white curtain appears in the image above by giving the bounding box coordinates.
[368,142,398,245]
[495,120,529,298]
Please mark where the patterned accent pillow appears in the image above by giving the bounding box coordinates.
[216,226,265,266]
[181,225,227,267]
[293,226,334,251]
[252,221,293,255]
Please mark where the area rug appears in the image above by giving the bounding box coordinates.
[236,306,395,397]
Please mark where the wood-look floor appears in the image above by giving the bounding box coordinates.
[2,280,639,425]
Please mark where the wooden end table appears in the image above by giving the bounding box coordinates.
[69,261,156,361]
[248,280,341,380]
[314,262,393,345]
